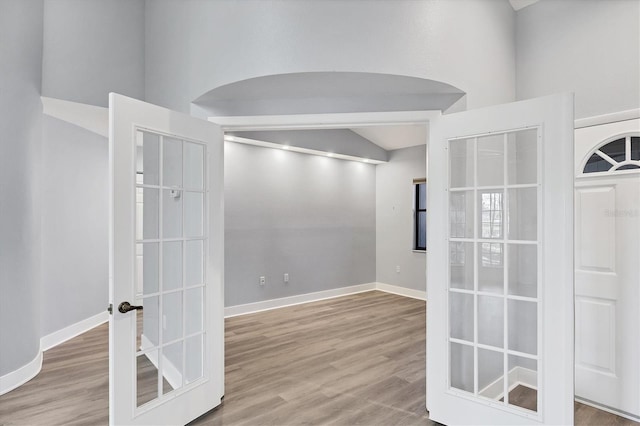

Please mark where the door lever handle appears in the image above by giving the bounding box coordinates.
[118,301,143,314]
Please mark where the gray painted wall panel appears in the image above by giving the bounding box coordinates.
[42,0,145,107]
[375,145,427,292]
[516,0,640,119]
[40,116,108,336]
[145,0,516,112]
[0,0,44,376]
[224,142,376,307]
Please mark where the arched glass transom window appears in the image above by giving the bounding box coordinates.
[583,134,640,174]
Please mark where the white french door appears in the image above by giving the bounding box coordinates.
[108,94,224,425]
[574,119,640,420]
[427,93,575,425]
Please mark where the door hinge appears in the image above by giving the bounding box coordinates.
[107,304,113,315]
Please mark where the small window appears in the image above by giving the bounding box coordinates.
[414,179,426,251]
[583,134,640,174]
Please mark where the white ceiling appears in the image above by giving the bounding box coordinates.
[351,125,427,151]
[508,0,540,11]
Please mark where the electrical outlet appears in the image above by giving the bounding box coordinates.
[396,265,401,273]
[284,273,289,283]
[259,276,265,286]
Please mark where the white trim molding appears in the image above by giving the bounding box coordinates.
[575,108,640,129]
[0,350,43,396]
[41,311,109,351]
[209,110,439,132]
[224,283,377,317]
[224,282,426,318]
[375,282,427,301]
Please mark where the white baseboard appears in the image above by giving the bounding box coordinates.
[224,282,377,317]
[1,310,109,396]
[375,282,426,301]
[0,350,43,396]
[41,311,109,351]
[224,282,426,317]
[140,335,183,390]
[479,366,538,400]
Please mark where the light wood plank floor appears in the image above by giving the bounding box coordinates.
[0,291,637,425]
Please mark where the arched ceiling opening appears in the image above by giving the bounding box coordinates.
[192,72,465,117]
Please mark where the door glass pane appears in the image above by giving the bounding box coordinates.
[478,295,503,348]
[631,136,640,161]
[162,242,182,291]
[507,355,538,412]
[599,138,626,163]
[478,348,504,399]
[507,188,537,241]
[417,183,426,209]
[583,153,612,173]
[477,134,504,187]
[507,129,537,185]
[450,242,473,290]
[450,292,474,342]
[184,192,204,237]
[162,189,183,239]
[140,296,159,350]
[508,300,537,355]
[184,142,204,190]
[185,287,203,335]
[137,131,160,186]
[138,188,159,240]
[185,240,204,287]
[417,211,426,249]
[163,291,183,343]
[450,139,474,188]
[479,191,504,239]
[478,242,503,294]
[163,137,183,187]
[136,350,159,407]
[450,191,474,238]
[508,244,537,298]
[185,335,203,384]
[137,243,159,295]
[450,342,474,393]
[162,340,183,395]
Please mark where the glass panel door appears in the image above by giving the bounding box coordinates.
[135,130,206,409]
[110,93,223,426]
[447,128,541,415]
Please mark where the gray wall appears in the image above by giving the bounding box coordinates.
[145,0,516,113]
[42,0,145,107]
[0,0,44,376]
[376,145,427,293]
[230,129,388,162]
[225,142,376,306]
[516,0,640,119]
[40,117,108,336]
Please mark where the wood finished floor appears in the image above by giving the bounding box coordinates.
[0,291,637,425]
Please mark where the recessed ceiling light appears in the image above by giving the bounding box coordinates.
[282,145,290,150]
[327,153,334,157]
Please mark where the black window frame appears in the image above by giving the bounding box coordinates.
[414,181,427,251]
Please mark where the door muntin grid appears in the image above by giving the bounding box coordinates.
[446,128,542,417]
[134,129,208,409]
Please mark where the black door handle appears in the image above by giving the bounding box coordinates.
[118,301,143,313]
